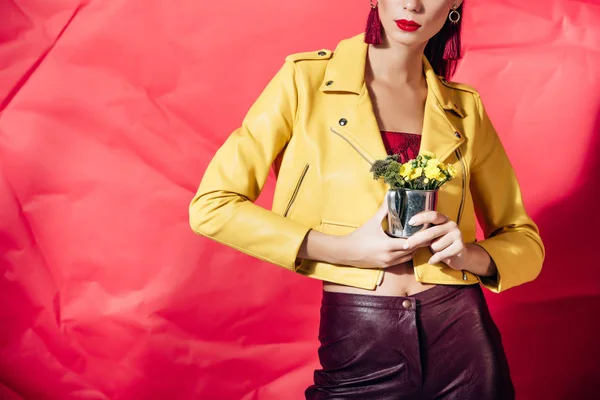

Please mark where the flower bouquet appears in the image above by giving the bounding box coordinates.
[370,151,457,238]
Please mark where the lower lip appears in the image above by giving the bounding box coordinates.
[395,21,421,32]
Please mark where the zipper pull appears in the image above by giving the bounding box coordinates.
[462,271,468,281]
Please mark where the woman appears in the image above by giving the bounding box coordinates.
[189,1,544,398]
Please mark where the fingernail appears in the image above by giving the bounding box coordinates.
[428,258,435,264]
[408,218,416,226]
[403,243,409,250]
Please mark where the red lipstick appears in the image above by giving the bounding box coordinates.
[395,19,421,32]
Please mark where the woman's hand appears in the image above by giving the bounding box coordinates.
[299,200,425,269]
[335,201,419,269]
[403,211,497,277]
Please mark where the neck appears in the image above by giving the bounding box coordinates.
[366,36,426,85]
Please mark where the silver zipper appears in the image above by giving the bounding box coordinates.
[455,147,467,226]
[329,127,374,165]
[284,164,309,217]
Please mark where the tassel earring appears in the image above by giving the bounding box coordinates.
[365,0,382,45]
[443,5,461,60]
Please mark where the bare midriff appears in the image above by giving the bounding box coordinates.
[323,261,437,296]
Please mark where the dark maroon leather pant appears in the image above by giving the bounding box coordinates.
[305,284,515,400]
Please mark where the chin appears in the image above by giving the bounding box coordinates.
[385,32,428,47]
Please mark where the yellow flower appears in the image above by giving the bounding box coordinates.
[399,163,413,179]
[409,167,423,180]
[426,158,440,168]
[425,164,441,180]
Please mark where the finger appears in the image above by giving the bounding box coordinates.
[385,237,410,252]
[387,253,415,267]
[404,224,451,250]
[409,211,449,227]
[429,241,464,265]
[376,249,412,268]
[429,232,457,253]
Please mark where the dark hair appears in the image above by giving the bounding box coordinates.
[424,4,464,80]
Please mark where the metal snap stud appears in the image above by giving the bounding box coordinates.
[326,80,334,86]
[339,118,348,126]
[402,300,412,309]
[318,51,326,56]
[454,131,461,138]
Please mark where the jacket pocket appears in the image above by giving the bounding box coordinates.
[284,163,310,218]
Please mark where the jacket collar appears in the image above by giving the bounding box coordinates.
[324,33,466,167]
[320,33,464,117]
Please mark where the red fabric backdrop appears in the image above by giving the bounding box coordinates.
[1,1,599,399]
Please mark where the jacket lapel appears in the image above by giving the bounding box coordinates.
[322,34,388,166]
[420,57,465,161]
[420,90,465,162]
[328,89,389,166]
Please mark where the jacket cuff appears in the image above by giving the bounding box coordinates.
[472,242,500,292]
[472,233,543,293]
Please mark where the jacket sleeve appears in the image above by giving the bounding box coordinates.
[189,60,311,270]
[470,94,545,293]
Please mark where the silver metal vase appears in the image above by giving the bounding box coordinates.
[386,189,438,238]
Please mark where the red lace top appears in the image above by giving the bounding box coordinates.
[380,131,422,163]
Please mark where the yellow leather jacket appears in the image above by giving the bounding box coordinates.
[189,33,544,292]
